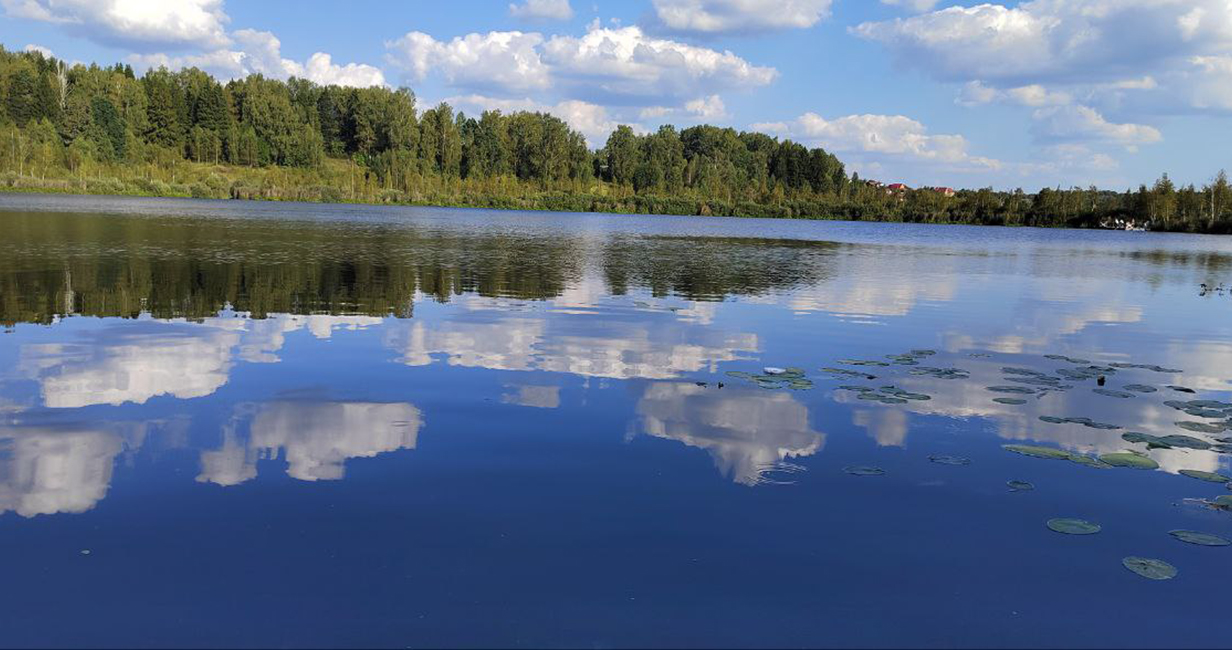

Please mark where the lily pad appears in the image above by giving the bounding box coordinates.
[1003,445,1109,468]
[1169,530,1230,546]
[1177,421,1227,434]
[1215,495,1232,510]
[837,359,891,367]
[1169,385,1198,394]
[1004,444,1073,460]
[1122,557,1177,580]
[838,385,874,392]
[1124,384,1158,393]
[844,465,885,476]
[911,367,970,380]
[1048,518,1101,535]
[910,349,937,357]
[822,368,877,380]
[994,398,1029,405]
[1004,367,1049,377]
[1184,408,1227,419]
[1099,452,1160,470]
[1007,480,1035,491]
[1045,354,1091,364]
[1094,388,1134,399]
[858,393,908,405]
[1158,435,1212,450]
[1040,416,1069,424]
[989,386,1038,395]
[929,455,971,466]
[1111,363,1183,373]
[880,386,931,401]
[1179,469,1232,483]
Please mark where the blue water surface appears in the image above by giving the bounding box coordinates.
[0,195,1230,648]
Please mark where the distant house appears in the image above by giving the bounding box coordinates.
[886,183,909,191]
[930,187,956,198]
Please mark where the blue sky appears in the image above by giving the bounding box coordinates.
[4,0,1231,191]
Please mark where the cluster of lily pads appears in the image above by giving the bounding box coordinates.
[807,348,1232,582]
[724,367,815,391]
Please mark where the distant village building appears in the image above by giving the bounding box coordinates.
[929,187,956,198]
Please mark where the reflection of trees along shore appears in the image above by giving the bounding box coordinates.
[0,211,850,325]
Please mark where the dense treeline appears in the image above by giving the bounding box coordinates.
[2,45,1232,233]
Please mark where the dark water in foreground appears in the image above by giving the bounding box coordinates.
[1,195,1230,648]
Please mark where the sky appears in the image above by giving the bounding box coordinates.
[3,0,1232,191]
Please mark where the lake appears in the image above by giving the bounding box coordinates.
[0,194,1230,648]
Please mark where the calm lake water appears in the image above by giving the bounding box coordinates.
[1,194,1230,648]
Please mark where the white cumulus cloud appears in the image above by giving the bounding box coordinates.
[2,0,230,51]
[1030,105,1163,147]
[387,24,777,104]
[131,29,386,87]
[509,0,573,21]
[651,0,832,35]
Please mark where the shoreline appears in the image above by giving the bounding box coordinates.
[0,184,1147,233]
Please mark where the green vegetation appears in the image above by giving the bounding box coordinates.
[3,45,1232,231]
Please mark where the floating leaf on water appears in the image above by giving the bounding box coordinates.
[910,349,937,356]
[1111,363,1183,373]
[1094,388,1135,399]
[838,385,874,392]
[969,352,992,358]
[1005,444,1073,460]
[1169,530,1230,547]
[1048,518,1102,535]
[1163,400,1190,410]
[1124,384,1159,393]
[787,379,815,391]
[1083,421,1123,431]
[1122,557,1177,580]
[1008,480,1035,491]
[1004,367,1049,377]
[1169,386,1198,394]
[1003,445,1111,468]
[1099,452,1160,470]
[844,465,885,476]
[1040,416,1069,424]
[885,355,920,366]
[858,393,908,404]
[822,368,878,380]
[1045,354,1092,364]
[929,455,971,466]
[1184,408,1227,419]
[1215,495,1232,510]
[1068,455,1114,469]
[994,398,1029,405]
[837,359,891,367]
[880,386,931,401]
[1179,469,1232,483]
[1120,432,1205,450]
[989,386,1039,395]
[911,367,971,380]
[1190,400,1232,409]
[1177,421,1227,434]
[1008,377,1068,387]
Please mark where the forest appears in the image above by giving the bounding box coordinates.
[2,45,1231,233]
